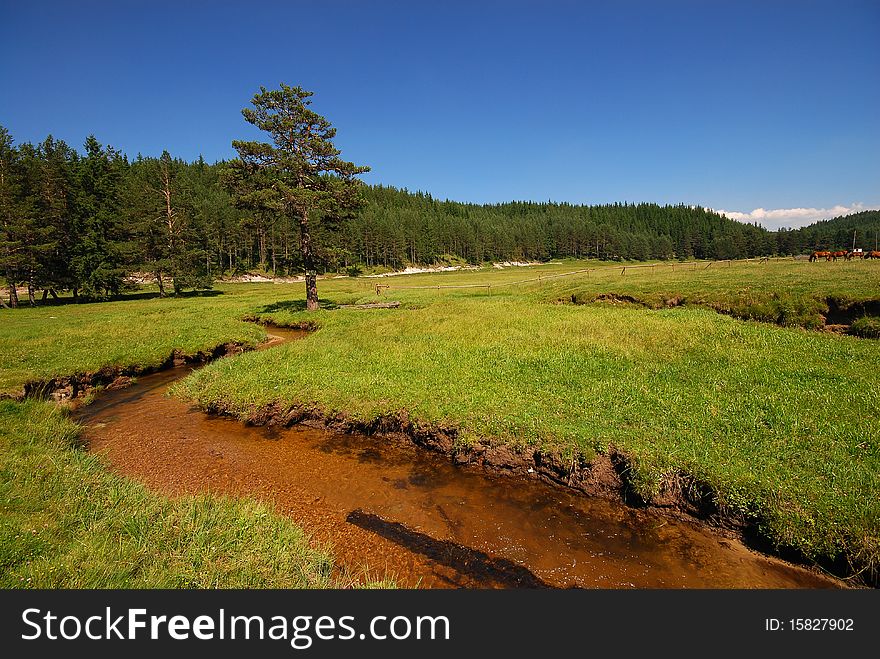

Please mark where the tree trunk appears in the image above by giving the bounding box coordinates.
[271,227,277,275]
[155,271,166,297]
[161,162,180,293]
[299,209,319,311]
[41,289,48,302]
[27,268,36,306]
[7,281,18,308]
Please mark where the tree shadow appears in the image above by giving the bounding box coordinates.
[346,509,550,588]
[10,289,224,308]
[256,298,339,314]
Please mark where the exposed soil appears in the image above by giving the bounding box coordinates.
[71,328,849,589]
[825,298,880,323]
[570,292,880,337]
[14,342,247,405]
[584,292,685,308]
[234,398,775,527]
[823,297,880,335]
[589,293,651,306]
[8,319,319,405]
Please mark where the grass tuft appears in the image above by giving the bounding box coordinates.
[849,317,880,339]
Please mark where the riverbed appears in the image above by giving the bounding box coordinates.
[76,328,843,589]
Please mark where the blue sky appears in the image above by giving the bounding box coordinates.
[1,0,878,228]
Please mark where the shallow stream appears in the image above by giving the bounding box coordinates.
[76,327,841,588]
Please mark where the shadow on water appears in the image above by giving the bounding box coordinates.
[346,509,550,588]
[315,434,460,491]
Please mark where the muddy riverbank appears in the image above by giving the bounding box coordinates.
[9,342,248,404]
[73,327,847,589]
[568,291,880,337]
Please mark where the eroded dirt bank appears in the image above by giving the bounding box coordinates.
[11,342,248,404]
[75,347,847,589]
[567,291,880,336]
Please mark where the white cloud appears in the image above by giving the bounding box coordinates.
[715,203,880,230]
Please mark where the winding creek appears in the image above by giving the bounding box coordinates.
[76,327,843,589]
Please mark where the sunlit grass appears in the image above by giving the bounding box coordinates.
[543,258,880,329]
[3,258,880,580]
[0,290,274,396]
[190,262,880,574]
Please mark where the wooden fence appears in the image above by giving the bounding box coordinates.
[370,256,796,296]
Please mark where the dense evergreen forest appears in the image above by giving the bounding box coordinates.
[777,209,880,255]
[350,185,774,266]
[0,126,872,305]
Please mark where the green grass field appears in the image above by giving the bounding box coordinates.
[547,258,880,330]
[2,258,879,584]
[0,292,267,397]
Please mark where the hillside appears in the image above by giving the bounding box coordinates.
[341,185,775,267]
[780,210,880,253]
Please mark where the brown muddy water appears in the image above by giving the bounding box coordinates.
[76,327,843,589]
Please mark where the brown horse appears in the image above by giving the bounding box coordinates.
[831,250,848,261]
[809,251,832,262]
[865,251,880,260]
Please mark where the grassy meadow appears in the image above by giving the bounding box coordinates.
[0,291,267,397]
[2,257,880,584]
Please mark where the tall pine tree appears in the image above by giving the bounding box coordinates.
[226,84,369,310]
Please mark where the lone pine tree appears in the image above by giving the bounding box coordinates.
[226,83,369,310]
